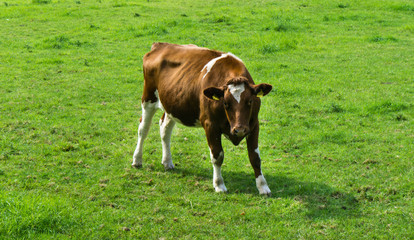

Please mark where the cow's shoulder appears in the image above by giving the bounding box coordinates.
[144,43,223,73]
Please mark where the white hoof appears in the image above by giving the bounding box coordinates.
[162,161,175,170]
[258,185,271,196]
[131,161,142,169]
[214,184,228,193]
[256,175,271,195]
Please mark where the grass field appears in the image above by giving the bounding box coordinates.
[1,0,413,239]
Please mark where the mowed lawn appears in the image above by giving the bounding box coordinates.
[1,0,413,239]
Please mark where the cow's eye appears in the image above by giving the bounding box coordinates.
[224,102,230,109]
[248,99,253,106]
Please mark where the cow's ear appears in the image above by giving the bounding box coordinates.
[203,87,224,101]
[253,83,272,97]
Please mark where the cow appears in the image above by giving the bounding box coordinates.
[132,43,273,195]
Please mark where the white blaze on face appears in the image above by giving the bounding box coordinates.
[228,83,245,103]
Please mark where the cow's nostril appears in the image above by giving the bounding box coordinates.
[232,126,247,136]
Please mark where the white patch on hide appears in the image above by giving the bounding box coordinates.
[255,148,260,157]
[201,53,243,80]
[154,90,165,111]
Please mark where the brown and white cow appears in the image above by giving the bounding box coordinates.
[132,43,272,195]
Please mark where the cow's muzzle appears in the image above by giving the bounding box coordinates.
[232,125,249,137]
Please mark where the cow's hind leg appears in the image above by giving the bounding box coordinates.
[132,100,158,168]
[160,113,176,170]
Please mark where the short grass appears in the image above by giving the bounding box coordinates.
[1,0,413,239]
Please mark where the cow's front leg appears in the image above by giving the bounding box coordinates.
[210,147,226,193]
[247,125,271,195]
[205,127,227,193]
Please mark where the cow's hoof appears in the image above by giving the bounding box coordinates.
[163,162,175,170]
[258,187,271,196]
[214,184,228,193]
[260,192,272,197]
[131,162,142,169]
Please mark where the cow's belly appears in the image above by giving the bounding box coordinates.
[168,113,202,127]
[159,99,201,127]
[156,71,203,127]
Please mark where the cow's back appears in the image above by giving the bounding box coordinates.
[143,43,221,83]
[142,43,222,126]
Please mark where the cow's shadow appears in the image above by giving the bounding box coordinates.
[171,166,360,220]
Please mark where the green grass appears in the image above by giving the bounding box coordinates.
[1,0,413,239]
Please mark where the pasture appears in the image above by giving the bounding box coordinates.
[1,0,413,238]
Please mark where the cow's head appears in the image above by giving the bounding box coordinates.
[203,77,272,137]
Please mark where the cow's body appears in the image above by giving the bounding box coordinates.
[132,43,272,195]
